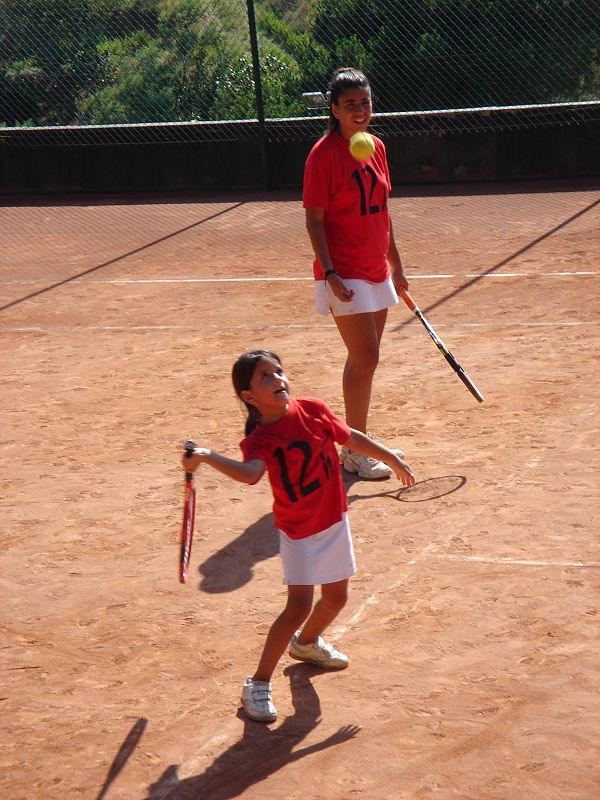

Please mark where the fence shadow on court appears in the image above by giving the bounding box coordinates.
[143,664,360,800]
[0,201,246,313]
[391,193,600,332]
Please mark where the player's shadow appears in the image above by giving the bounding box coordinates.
[143,664,360,800]
[95,717,148,800]
[197,512,279,594]
[196,476,467,594]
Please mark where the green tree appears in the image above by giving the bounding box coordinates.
[82,30,175,122]
[309,0,600,110]
[0,0,162,124]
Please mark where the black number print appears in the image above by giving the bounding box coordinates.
[351,165,387,216]
[320,451,334,480]
[273,440,322,503]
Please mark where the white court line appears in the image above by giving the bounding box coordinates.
[331,543,600,637]
[108,270,597,284]
[107,274,455,284]
[466,271,598,278]
[0,274,450,286]
[459,321,595,328]
[430,554,600,569]
[0,323,334,333]
[331,543,440,636]
[1,271,597,287]
[1,320,596,334]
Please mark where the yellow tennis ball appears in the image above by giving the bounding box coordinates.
[349,131,375,161]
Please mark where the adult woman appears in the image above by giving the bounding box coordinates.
[303,67,409,479]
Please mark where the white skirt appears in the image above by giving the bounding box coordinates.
[315,276,398,317]
[279,513,356,586]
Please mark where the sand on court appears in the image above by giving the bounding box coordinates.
[1,179,599,800]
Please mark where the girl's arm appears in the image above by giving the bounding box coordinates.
[344,430,415,487]
[183,447,264,485]
[305,206,354,303]
[388,219,408,292]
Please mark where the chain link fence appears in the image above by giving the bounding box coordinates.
[1,0,599,145]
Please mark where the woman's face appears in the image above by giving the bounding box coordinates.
[331,87,372,139]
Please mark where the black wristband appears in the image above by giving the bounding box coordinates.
[324,268,337,279]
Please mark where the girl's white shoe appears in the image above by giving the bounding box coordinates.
[289,631,349,669]
[241,677,277,722]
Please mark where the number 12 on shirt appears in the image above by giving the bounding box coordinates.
[351,166,387,216]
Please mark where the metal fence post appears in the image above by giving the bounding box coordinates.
[246,0,270,190]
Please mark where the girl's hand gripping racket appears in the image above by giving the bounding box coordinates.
[179,440,198,583]
[400,289,484,403]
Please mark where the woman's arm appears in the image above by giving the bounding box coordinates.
[388,219,408,292]
[183,447,264,485]
[305,206,355,303]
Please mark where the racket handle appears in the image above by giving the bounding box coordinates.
[184,440,198,481]
[399,288,417,312]
[184,440,198,457]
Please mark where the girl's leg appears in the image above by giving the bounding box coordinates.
[296,579,349,645]
[333,309,388,432]
[252,585,313,682]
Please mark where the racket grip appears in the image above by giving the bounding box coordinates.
[184,440,198,457]
[399,288,417,312]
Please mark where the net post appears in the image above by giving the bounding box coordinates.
[246,0,270,190]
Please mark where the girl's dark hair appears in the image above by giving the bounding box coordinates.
[232,349,283,435]
[327,67,371,133]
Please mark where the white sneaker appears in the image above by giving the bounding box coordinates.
[289,631,349,669]
[341,448,392,480]
[241,677,277,722]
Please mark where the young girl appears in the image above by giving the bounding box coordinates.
[303,67,409,480]
[183,349,415,723]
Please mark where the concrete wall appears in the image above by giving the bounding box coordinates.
[1,109,599,195]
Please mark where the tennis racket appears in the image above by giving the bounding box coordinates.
[179,440,197,584]
[400,289,484,403]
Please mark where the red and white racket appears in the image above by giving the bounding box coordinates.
[179,440,197,584]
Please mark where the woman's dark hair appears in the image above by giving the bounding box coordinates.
[231,349,283,435]
[327,67,371,133]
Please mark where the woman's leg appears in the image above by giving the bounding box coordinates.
[333,309,388,432]
[297,579,349,644]
[252,584,314,682]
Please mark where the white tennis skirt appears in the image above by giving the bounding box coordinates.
[279,513,356,586]
[315,276,398,317]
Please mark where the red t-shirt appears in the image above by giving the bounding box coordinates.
[303,129,392,283]
[240,396,351,539]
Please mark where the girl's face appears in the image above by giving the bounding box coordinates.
[331,87,372,139]
[241,357,290,424]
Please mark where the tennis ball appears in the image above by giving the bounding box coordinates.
[349,131,375,161]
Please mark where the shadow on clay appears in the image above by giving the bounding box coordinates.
[196,511,279,594]
[196,476,467,593]
[95,717,148,800]
[143,664,360,800]
[344,473,467,503]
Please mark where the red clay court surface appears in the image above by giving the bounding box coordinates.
[1,178,599,800]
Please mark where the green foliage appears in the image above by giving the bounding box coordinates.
[259,9,331,91]
[211,44,305,119]
[0,0,598,126]
[82,31,175,122]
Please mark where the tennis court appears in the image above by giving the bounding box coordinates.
[1,178,599,799]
